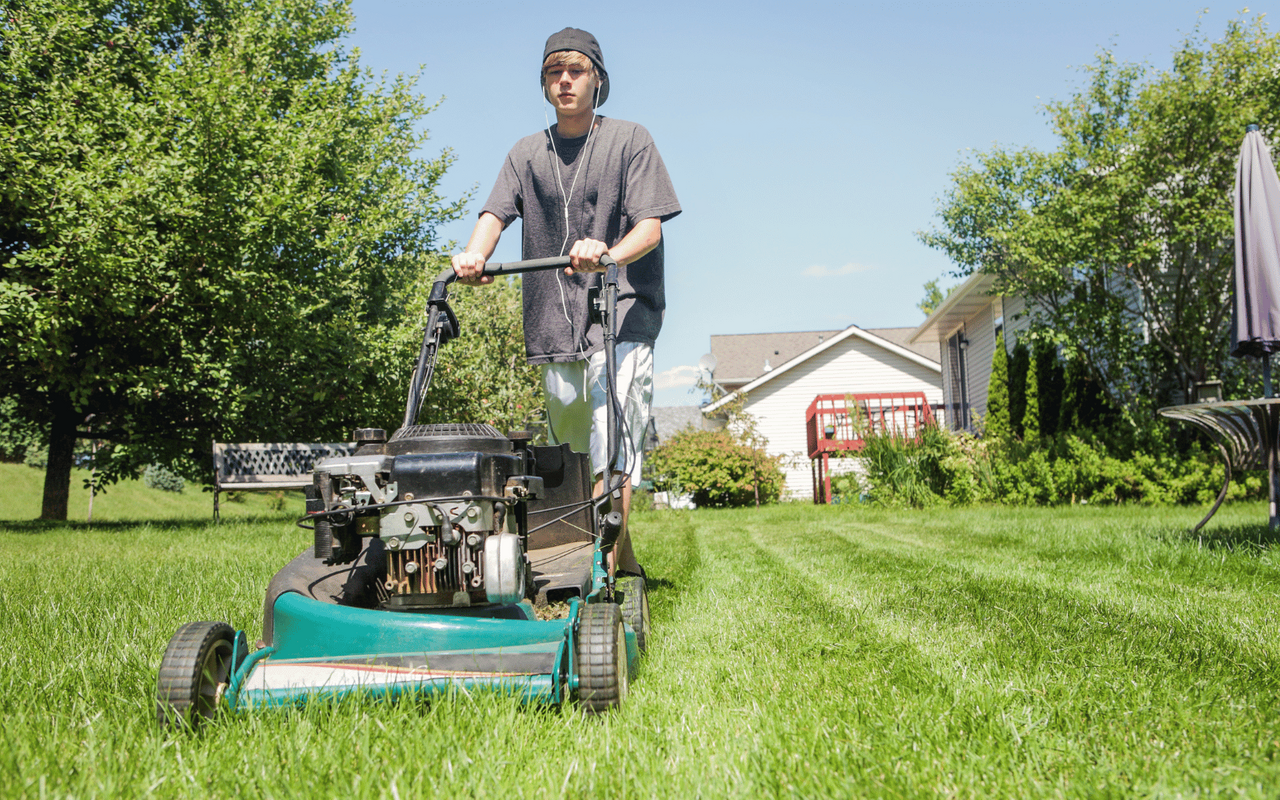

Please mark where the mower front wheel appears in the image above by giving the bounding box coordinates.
[575,602,628,714]
[156,621,245,729]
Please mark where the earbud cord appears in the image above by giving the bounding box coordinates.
[540,75,631,482]
[543,78,602,398]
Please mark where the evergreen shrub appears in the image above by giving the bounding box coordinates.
[143,463,185,493]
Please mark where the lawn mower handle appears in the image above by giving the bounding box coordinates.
[412,254,624,431]
[430,254,619,299]
[406,250,629,562]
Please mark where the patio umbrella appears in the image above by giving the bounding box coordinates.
[1232,124,1280,395]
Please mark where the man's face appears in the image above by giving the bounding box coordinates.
[543,60,599,116]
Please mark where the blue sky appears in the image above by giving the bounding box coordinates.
[345,1,1272,406]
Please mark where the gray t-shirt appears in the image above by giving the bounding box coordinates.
[480,117,681,364]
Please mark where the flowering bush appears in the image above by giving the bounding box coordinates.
[648,428,785,508]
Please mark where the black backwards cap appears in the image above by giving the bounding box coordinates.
[542,27,609,107]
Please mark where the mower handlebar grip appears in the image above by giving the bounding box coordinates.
[433,254,618,287]
[430,254,618,303]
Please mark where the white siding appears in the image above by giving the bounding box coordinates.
[963,301,999,424]
[736,334,942,501]
[932,293,1046,434]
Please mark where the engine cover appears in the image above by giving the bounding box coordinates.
[390,451,523,500]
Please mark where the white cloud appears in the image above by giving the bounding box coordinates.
[655,365,700,390]
[802,262,875,278]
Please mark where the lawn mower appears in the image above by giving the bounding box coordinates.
[156,255,650,727]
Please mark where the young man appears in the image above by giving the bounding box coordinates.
[451,28,680,576]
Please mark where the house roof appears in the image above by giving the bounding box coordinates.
[703,325,942,414]
[710,330,842,385]
[908,271,998,344]
[710,327,939,387]
[865,327,941,363]
[649,406,702,443]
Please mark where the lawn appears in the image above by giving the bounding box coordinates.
[0,473,1277,798]
[0,463,305,522]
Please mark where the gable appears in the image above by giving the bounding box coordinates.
[705,325,941,414]
[710,330,842,386]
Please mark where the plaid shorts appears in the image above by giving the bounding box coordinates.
[540,342,653,485]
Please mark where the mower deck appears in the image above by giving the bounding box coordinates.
[228,537,634,709]
[236,593,579,707]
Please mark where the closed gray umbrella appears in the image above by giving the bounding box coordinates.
[1159,126,1280,531]
[1232,125,1280,388]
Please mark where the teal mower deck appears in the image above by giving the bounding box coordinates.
[156,256,651,727]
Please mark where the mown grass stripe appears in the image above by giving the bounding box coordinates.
[0,502,1278,797]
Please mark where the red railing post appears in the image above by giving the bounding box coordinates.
[805,391,934,504]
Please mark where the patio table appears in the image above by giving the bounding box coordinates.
[1158,398,1280,531]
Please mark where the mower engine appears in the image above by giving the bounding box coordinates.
[306,423,543,610]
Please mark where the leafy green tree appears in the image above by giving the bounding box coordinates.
[920,15,1280,427]
[417,277,544,435]
[1059,355,1114,435]
[0,0,466,518]
[0,397,42,463]
[648,428,785,508]
[986,331,1011,442]
[918,279,943,317]
[917,278,958,318]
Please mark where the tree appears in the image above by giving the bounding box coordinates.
[0,0,466,518]
[917,278,956,318]
[920,15,1280,427]
[918,279,944,317]
[1008,340,1029,438]
[647,427,785,508]
[1059,354,1114,435]
[416,277,545,436]
[1022,345,1041,442]
[985,331,1011,442]
[1034,341,1064,438]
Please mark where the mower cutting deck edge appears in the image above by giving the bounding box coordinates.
[156,256,650,728]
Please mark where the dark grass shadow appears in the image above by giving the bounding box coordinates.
[1157,522,1280,552]
[0,515,298,534]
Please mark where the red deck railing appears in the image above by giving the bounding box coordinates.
[805,392,936,504]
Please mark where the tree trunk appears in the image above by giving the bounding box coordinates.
[40,394,78,521]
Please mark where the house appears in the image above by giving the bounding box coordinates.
[701,325,943,501]
[648,406,704,446]
[907,272,1034,433]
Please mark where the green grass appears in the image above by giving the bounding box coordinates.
[0,491,1278,797]
[0,463,306,523]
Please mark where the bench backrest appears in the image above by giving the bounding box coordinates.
[213,442,356,488]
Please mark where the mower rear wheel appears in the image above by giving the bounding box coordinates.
[156,621,243,729]
[575,602,628,714]
[618,576,651,653]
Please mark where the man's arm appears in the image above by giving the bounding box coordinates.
[566,218,662,273]
[451,212,507,285]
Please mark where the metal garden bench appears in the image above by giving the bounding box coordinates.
[1157,399,1280,531]
[211,440,355,521]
